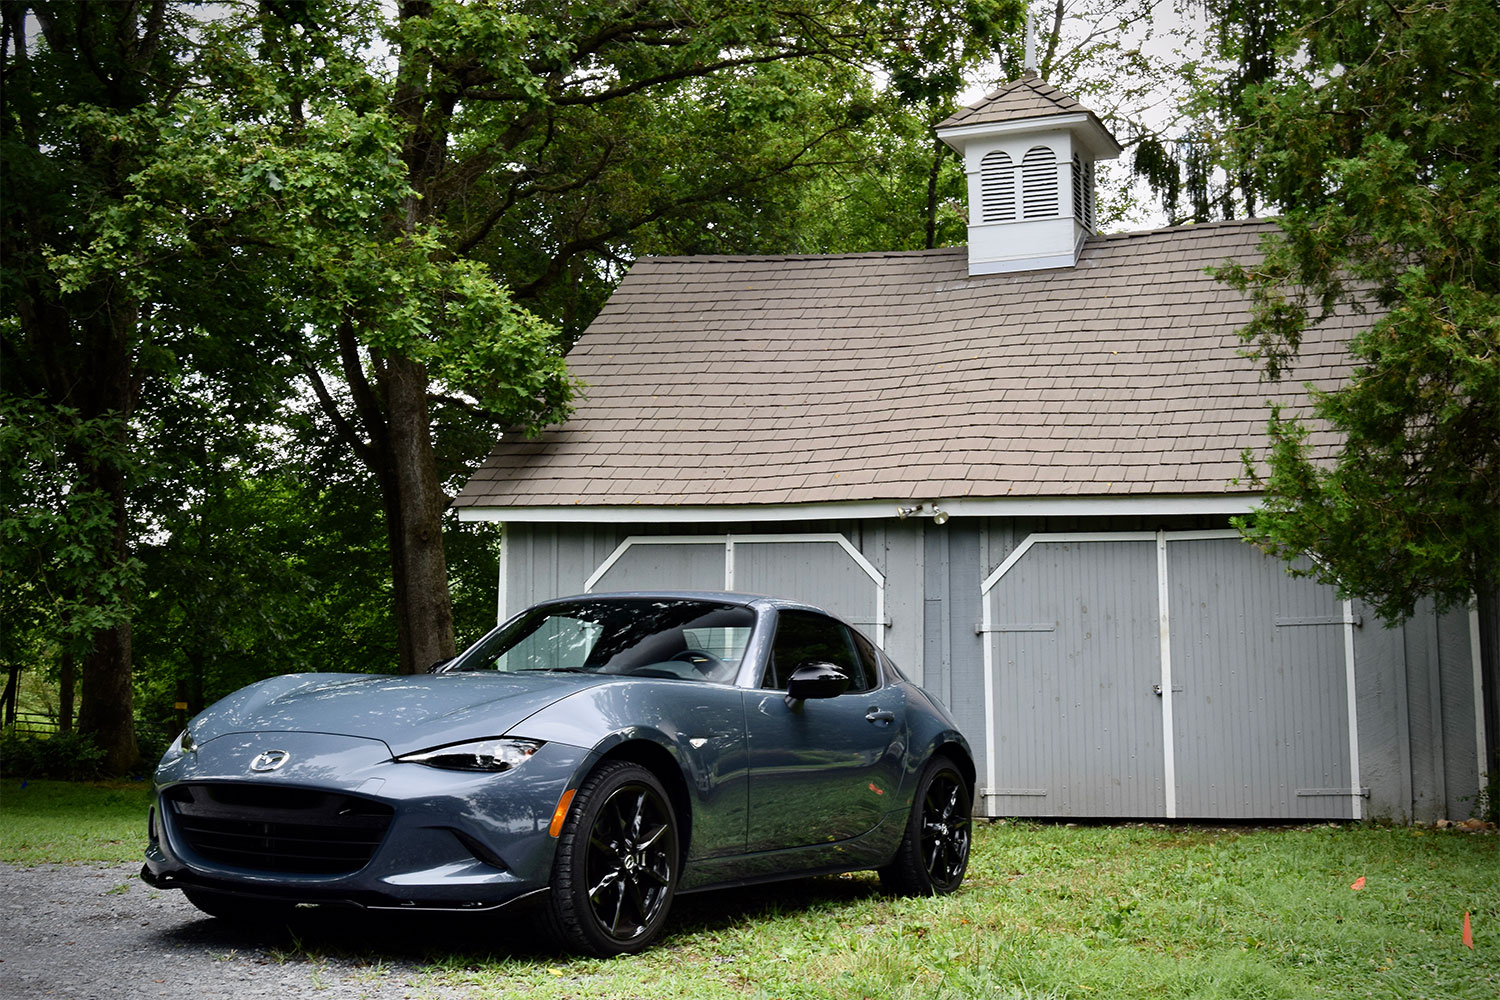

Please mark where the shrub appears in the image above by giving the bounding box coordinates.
[131,720,176,775]
[0,730,108,781]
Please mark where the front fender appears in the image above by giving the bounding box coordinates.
[513,680,750,859]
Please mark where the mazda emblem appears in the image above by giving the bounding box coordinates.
[249,749,291,772]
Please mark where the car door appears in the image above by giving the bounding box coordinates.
[743,610,906,853]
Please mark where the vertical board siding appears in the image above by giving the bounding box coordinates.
[500,518,1475,823]
[1436,605,1482,818]
[736,540,880,632]
[988,539,1166,817]
[590,541,726,593]
[1167,539,1354,819]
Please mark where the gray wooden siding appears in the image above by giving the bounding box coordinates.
[590,539,725,593]
[986,538,1167,817]
[734,540,879,633]
[1167,539,1356,819]
[494,517,1480,822]
[1353,598,1483,824]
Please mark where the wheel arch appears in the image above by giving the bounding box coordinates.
[593,737,694,866]
[931,738,977,801]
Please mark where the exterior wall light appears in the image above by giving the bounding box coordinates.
[896,503,951,524]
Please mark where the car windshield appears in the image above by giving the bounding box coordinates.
[453,598,756,684]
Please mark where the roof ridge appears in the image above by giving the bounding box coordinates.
[1089,217,1278,242]
[630,219,1278,269]
[635,247,967,265]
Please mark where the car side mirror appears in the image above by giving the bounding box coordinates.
[785,661,850,705]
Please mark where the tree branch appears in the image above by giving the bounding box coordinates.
[303,363,378,471]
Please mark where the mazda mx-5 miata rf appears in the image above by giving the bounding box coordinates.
[142,592,974,955]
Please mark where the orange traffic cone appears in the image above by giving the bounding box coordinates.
[1463,911,1474,949]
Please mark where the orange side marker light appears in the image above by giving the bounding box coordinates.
[868,782,884,796]
[549,788,577,837]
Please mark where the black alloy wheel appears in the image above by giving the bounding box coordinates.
[917,765,971,891]
[880,757,972,896]
[548,760,679,955]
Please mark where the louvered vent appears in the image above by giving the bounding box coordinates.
[1071,154,1084,224]
[979,150,1016,222]
[1021,146,1058,218]
[1083,160,1095,228]
[1072,154,1097,231]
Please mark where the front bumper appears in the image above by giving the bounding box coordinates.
[143,730,593,910]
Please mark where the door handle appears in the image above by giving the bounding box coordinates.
[866,708,895,724]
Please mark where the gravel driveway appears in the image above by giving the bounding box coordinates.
[0,862,559,999]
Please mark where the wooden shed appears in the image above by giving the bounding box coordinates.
[454,75,1487,824]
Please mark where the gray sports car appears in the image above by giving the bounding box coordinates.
[142,592,974,955]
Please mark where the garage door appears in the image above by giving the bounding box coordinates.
[980,530,1361,820]
[587,534,885,645]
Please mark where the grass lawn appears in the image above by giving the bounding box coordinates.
[439,821,1498,1000]
[3,783,1494,998]
[0,778,153,864]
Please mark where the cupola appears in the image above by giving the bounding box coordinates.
[936,72,1122,275]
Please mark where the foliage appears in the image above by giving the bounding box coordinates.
[0,731,107,781]
[5,0,1030,713]
[1213,0,1500,625]
[0,397,146,662]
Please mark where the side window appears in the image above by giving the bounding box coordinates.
[763,611,870,693]
[850,629,882,689]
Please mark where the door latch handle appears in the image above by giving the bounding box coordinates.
[866,708,895,724]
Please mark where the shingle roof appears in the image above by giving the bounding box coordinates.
[936,70,1089,130]
[454,219,1358,512]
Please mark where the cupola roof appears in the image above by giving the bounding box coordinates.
[936,71,1122,160]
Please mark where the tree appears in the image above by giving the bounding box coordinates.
[2,0,198,771]
[238,0,1022,673]
[4,1,1023,770]
[1196,0,1500,778]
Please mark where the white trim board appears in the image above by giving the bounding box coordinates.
[1156,531,1178,820]
[1473,605,1489,788]
[459,494,1261,525]
[583,533,887,647]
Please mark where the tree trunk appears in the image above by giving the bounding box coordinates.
[1,664,17,727]
[924,134,943,250]
[377,3,457,675]
[72,443,139,773]
[382,354,457,675]
[76,619,137,772]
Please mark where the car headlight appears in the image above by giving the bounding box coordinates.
[171,727,198,756]
[395,738,544,772]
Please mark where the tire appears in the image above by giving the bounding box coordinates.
[546,760,680,956]
[880,757,972,896]
[182,888,297,925]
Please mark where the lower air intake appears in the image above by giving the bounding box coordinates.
[165,784,393,876]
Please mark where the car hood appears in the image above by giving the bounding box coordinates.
[188,671,610,757]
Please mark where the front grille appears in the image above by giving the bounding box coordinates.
[165,784,394,875]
